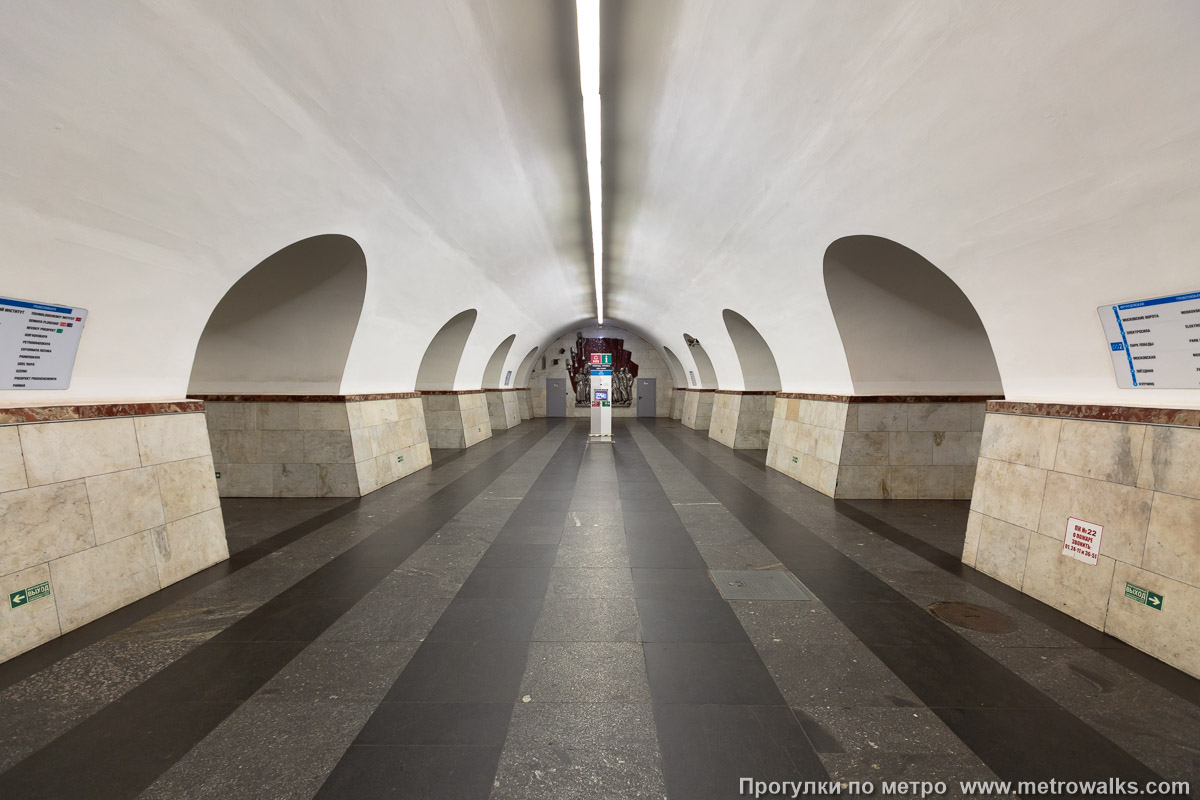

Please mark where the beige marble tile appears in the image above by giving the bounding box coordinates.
[1137,425,1200,499]
[216,462,273,497]
[1053,419,1145,486]
[974,515,1032,587]
[298,402,350,431]
[345,402,366,431]
[1105,562,1200,679]
[908,403,972,432]
[260,429,306,463]
[156,456,219,523]
[931,431,982,466]
[835,466,888,499]
[204,402,256,431]
[355,457,379,495]
[970,403,987,432]
[1021,533,1115,630]
[0,480,94,575]
[971,458,1047,531]
[154,508,229,586]
[20,418,140,485]
[257,403,299,430]
[134,413,212,466]
[978,413,1060,469]
[208,429,261,464]
[0,563,61,662]
[886,466,921,499]
[0,425,27,492]
[274,463,318,497]
[303,430,355,464]
[50,529,161,632]
[918,466,956,499]
[86,466,165,544]
[318,463,360,497]
[889,432,933,466]
[843,404,858,432]
[1143,492,1200,586]
[857,404,907,432]
[1036,472,1152,566]
[838,432,888,466]
[962,511,984,566]
[954,465,977,500]
[416,442,433,469]
[1104,561,1200,681]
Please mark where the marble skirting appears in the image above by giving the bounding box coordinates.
[205,397,431,497]
[709,391,776,449]
[485,389,523,431]
[681,389,715,431]
[965,407,1200,678]
[767,396,989,499]
[422,392,493,449]
[0,411,227,662]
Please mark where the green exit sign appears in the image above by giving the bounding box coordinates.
[792,456,799,463]
[1124,582,1164,611]
[10,580,51,609]
[397,455,404,462]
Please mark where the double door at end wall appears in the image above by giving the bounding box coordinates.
[546,377,656,417]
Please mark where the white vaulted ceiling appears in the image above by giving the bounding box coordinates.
[2,1,1199,407]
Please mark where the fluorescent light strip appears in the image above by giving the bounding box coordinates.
[577,0,603,324]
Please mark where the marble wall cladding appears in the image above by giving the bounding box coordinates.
[766,399,985,499]
[207,399,421,497]
[709,393,776,450]
[0,411,228,662]
[681,391,715,431]
[966,410,1200,678]
[671,389,685,420]
[485,391,522,431]
[349,396,431,494]
[422,393,493,450]
[516,388,533,421]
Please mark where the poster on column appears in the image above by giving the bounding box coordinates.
[0,296,88,389]
[1098,290,1200,388]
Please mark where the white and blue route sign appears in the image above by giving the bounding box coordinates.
[1098,290,1200,389]
[0,296,88,390]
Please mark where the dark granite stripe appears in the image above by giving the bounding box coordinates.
[613,426,828,799]
[316,423,589,799]
[0,421,560,800]
[639,420,1164,788]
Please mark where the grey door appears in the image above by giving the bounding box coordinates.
[546,378,566,417]
[637,378,656,417]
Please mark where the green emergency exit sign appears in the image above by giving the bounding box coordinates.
[9,580,51,609]
[1124,582,1163,611]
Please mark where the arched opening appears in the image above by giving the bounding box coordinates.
[661,346,688,420]
[823,236,1002,394]
[661,346,687,387]
[515,346,540,388]
[682,333,718,388]
[188,234,367,394]
[482,334,517,388]
[722,309,782,391]
[415,309,479,391]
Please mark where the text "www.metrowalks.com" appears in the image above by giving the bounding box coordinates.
[740,778,1192,798]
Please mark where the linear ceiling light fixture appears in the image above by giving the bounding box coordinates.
[577,0,603,324]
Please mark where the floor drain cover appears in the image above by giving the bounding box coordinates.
[710,570,811,601]
[927,601,1017,633]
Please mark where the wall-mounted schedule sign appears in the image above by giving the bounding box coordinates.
[1098,290,1200,388]
[0,296,88,390]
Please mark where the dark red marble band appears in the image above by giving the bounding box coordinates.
[483,388,519,392]
[987,401,1200,427]
[775,393,1002,403]
[0,401,205,425]
[714,390,777,396]
[188,393,422,402]
[417,390,486,396]
[685,388,716,393]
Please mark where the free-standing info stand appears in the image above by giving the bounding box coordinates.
[588,361,612,443]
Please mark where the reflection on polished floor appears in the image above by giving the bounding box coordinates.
[0,419,1197,799]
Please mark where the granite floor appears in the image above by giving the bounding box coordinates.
[0,419,1197,799]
